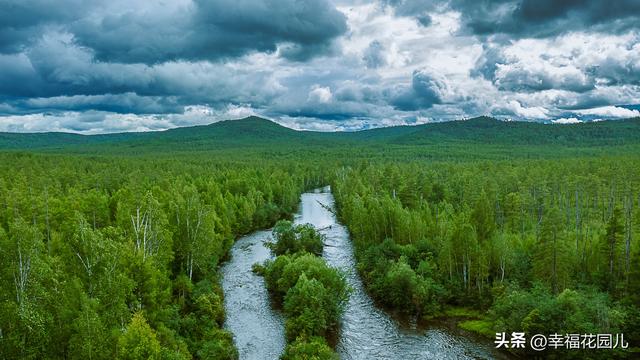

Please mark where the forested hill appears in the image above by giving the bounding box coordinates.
[1,115,640,151]
[0,116,304,151]
[392,116,640,145]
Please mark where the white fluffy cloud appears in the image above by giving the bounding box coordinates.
[574,106,640,118]
[483,32,640,93]
[0,104,265,134]
[552,117,581,124]
[307,86,333,104]
[501,100,550,119]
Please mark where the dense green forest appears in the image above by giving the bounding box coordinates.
[0,153,325,359]
[1,116,639,359]
[332,158,640,358]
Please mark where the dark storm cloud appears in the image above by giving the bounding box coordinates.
[0,37,157,99]
[0,0,348,122]
[471,42,506,81]
[554,88,640,111]
[589,56,640,87]
[0,0,347,63]
[1,0,639,132]
[273,108,366,121]
[494,65,594,93]
[69,0,347,64]
[278,42,338,62]
[389,69,446,111]
[0,0,96,52]
[5,93,184,115]
[363,40,386,68]
[380,0,437,26]
[465,0,640,38]
[384,0,640,37]
[0,30,287,115]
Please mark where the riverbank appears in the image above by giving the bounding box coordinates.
[305,188,505,359]
[222,187,511,359]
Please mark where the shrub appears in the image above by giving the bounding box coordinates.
[284,274,331,340]
[270,221,324,256]
[282,337,339,360]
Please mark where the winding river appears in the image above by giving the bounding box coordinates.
[222,187,505,359]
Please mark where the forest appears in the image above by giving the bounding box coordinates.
[0,153,325,359]
[0,116,639,359]
[332,158,640,358]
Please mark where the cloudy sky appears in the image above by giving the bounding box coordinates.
[1,0,639,133]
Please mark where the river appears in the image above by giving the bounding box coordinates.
[222,187,505,359]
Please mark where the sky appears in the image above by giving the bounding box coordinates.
[1,0,639,133]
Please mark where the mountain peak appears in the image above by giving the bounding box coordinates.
[207,116,290,130]
[463,116,503,126]
[187,116,299,141]
[215,115,276,125]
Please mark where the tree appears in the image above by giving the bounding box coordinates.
[117,312,161,360]
[453,218,477,291]
[472,190,495,242]
[130,192,171,263]
[533,206,569,294]
[282,336,338,360]
[503,192,523,234]
[6,218,43,310]
[623,249,640,345]
[68,297,110,360]
[276,254,348,312]
[172,185,220,281]
[270,221,324,256]
[70,214,120,297]
[196,328,238,360]
[284,274,330,340]
[603,206,624,291]
[492,233,515,284]
[373,259,417,311]
[0,218,55,359]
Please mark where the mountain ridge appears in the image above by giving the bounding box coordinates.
[1,115,640,151]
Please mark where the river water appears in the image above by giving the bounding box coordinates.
[222,187,504,359]
[221,229,286,359]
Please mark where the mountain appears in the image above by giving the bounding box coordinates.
[160,116,300,141]
[0,130,142,150]
[1,115,640,153]
[0,116,304,151]
[128,116,310,150]
[394,116,640,146]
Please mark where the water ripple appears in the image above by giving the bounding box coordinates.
[222,188,506,360]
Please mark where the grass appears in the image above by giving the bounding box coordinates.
[458,320,495,339]
[437,306,495,339]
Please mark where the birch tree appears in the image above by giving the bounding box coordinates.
[173,185,219,281]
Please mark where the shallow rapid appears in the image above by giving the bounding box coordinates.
[223,186,504,359]
[221,230,286,359]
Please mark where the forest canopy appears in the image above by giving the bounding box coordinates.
[1,116,639,358]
